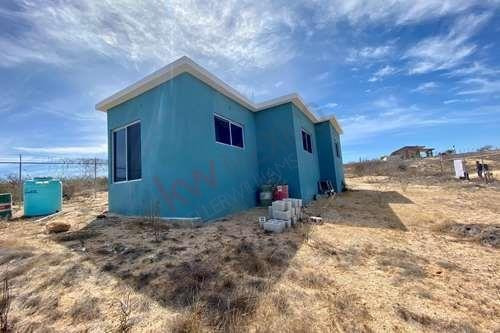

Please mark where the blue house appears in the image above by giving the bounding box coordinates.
[96,56,344,221]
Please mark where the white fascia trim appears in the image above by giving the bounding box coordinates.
[95,56,343,134]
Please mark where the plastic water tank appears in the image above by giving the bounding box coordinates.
[23,177,62,217]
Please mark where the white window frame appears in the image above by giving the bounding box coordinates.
[213,113,245,149]
[112,120,142,184]
[301,129,312,154]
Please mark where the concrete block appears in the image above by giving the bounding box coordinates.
[272,200,290,211]
[273,209,291,221]
[272,200,286,211]
[268,206,273,219]
[263,219,286,233]
[259,216,266,228]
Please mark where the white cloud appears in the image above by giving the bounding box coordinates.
[347,45,394,63]
[444,62,500,77]
[0,1,299,70]
[274,81,284,88]
[309,0,498,26]
[412,81,438,93]
[314,71,330,81]
[443,98,477,104]
[341,95,464,142]
[404,13,491,74]
[15,144,107,155]
[324,102,338,108]
[368,65,398,82]
[458,78,500,95]
[233,83,269,100]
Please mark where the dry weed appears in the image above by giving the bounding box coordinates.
[70,295,100,324]
[0,275,12,332]
[395,306,478,332]
[115,292,134,333]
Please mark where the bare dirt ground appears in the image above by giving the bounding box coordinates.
[1,158,499,332]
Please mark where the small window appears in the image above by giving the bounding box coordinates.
[301,130,312,153]
[214,115,244,148]
[231,123,244,148]
[214,116,231,145]
[113,129,126,182]
[127,122,141,180]
[113,121,141,182]
[335,142,340,158]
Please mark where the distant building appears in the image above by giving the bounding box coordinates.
[390,146,434,159]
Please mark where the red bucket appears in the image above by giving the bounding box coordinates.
[273,184,289,200]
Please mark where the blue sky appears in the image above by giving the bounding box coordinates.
[1,0,499,164]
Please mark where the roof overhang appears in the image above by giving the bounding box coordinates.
[96,56,343,134]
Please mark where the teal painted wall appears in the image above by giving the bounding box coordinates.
[254,103,301,198]
[106,74,344,220]
[314,121,345,192]
[330,124,345,191]
[107,73,260,220]
[291,105,320,202]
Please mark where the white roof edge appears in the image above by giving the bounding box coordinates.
[95,56,343,134]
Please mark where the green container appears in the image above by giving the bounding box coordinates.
[0,193,12,219]
[23,177,62,217]
[259,184,273,207]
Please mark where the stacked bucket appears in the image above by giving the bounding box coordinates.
[260,198,303,233]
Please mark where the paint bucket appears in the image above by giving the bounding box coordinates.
[273,184,289,200]
[259,184,273,206]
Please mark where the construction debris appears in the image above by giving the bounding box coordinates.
[46,222,70,233]
[261,199,303,233]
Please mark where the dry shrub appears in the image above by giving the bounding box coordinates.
[1,259,36,281]
[234,240,269,277]
[115,292,134,333]
[22,295,41,316]
[395,306,478,332]
[328,293,373,332]
[0,175,21,203]
[170,307,204,333]
[70,295,100,324]
[51,230,99,242]
[436,222,499,248]
[39,264,90,290]
[296,271,331,289]
[377,248,427,279]
[1,276,12,332]
[0,249,33,266]
[270,289,289,313]
[205,284,259,331]
[62,177,107,200]
[167,262,217,307]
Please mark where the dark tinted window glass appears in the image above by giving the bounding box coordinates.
[302,130,312,153]
[127,122,142,180]
[214,116,231,145]
[335,142,340,158]
[231,123,244,148]
[306,133,312,153]
[113,128,126,182]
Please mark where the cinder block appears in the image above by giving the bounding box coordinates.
[263,219,285,233]
[273,209,291,220]
[272,200,290,211]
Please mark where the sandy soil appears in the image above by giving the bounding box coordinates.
[0,172,499,332]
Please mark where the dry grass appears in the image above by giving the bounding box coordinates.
[70,295,100,324]
[0,156,499,332]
